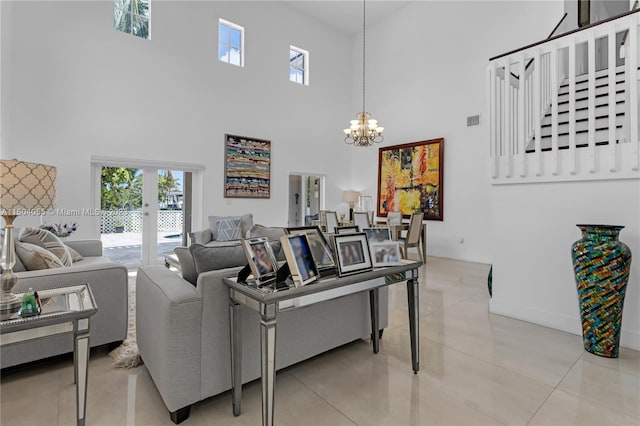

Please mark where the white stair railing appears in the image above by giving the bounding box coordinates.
[488,10,640,183]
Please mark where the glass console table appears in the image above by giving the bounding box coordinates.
[0,284,98,426]
[223,259,421,426]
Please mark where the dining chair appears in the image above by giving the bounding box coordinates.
[399,212,425,263]
[353,211,370,231]
[324,211,339,234]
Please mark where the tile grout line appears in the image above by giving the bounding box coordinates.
[286,372,359,426]
[524,351,584,425]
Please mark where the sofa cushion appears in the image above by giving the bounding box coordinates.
[19,227,72,266]
[66,245,84,262]
[174,246,198,285]
[190,243,248,278]
[215,218,242,242]
[208,214,253,241]
[15,241,65,270]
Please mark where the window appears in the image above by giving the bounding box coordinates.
[114,0,150,39]
[219,19,244,67]
[289,46,309,85]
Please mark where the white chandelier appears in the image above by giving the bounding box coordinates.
[343,0,384,147]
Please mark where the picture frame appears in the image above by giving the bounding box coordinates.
[285,226,335,271]
[370,241,403,267]
[241,237,279,285]
[333,232,373,276]
[224,134,271,199]
[363,227,392,243]
[377,138,444,221]
[280,234,320,287]
[334,225,359,234]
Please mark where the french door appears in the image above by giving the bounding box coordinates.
[92,158,202,266]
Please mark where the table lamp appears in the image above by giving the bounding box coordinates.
[0,159,56,308]
[343,190,360,221]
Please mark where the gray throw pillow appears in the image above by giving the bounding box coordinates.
[174,246,198,285]
[189,243,249,276]
[208,214,253,240]
[19,227,73,267]
[15,241,65,270]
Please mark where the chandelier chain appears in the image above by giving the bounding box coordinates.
[342,0,384,146]
[362,0,366,116]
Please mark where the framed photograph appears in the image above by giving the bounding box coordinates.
[285,226,335,271]
[377,138,444,221]
[280,234,319,287]
[370,241,402,267]
[333,232,373,276]
[242,237,278,285]
[335,225,359,234]
[363,227,392,242]
[224,134,271,199]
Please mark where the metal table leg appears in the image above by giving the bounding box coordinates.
[260,304,277,426]
[74,318,90,426]
[229,301,242,416]
[407,277,420,373]
[369,288,380,353]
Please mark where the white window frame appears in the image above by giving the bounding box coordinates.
[219,18,245,67]
[113,0,151,39]
[289,45,309,86]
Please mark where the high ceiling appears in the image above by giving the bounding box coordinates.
[281,1,413,35]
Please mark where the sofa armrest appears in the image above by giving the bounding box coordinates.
[136,265,203,413]
[192,229,212,244]
[65,239,103,257]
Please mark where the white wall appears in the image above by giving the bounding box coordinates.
[490,180,640,350]
[351,1,564,264]
[1,1,355,238]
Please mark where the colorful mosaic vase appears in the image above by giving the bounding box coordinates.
[571,224,632,358]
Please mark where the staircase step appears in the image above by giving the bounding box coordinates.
[526,128,624,152]
[543,107,625,121]
[540,112,625,130]
[557,90,626,107]
[558,78,625,97]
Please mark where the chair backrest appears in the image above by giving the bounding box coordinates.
[353,212,370,230]
[324,211,339,232]
[406,212,424,244]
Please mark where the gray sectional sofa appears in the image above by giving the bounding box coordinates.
[1,239,129,368]
[136,238,388,423]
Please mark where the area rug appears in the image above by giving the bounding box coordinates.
[109,271,143,368]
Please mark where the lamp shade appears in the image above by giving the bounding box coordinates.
[0,159,57,213]
[343,190,361,205]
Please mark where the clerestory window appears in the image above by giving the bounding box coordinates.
[289,46,309,85]
[219,19,244,67]
[114,0,150,39]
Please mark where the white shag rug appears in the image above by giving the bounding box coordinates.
[109,271,143,368]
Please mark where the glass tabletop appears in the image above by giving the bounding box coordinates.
[0,284,96,327]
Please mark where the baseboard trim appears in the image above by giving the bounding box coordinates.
[489,299,640,351]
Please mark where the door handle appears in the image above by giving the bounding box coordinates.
[144,212,149,216]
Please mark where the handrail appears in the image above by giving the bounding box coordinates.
[522,12,568,72]
[490,8,640,61]
[621,0,639,46]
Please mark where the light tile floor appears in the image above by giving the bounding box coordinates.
[1,256,639,425]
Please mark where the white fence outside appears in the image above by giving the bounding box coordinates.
[101,210,183,233]
[487,10,639,183]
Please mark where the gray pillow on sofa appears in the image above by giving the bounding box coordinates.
[208,214,253,241]
[189,243,248,278]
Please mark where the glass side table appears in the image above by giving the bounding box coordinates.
[0,284,98,426]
